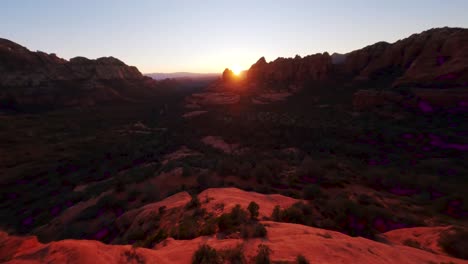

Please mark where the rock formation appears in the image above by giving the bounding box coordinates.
[247,53,332,90]
[246,27,468,90]
[1,188,466,264]
[222,68,235,83]
[0,38,157,109]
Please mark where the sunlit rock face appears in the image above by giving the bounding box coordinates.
[0,38,157,109]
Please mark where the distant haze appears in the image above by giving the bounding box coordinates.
[146,72,220,80]
[1,0,467,73]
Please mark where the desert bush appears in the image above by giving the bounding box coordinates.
[200,217,218,236]
[303,184,321,200]
[217,158,238,176]
[172,216,200,239]
[241,222,267,239]
[192,244,222,264]
[239,161,253,180]
[158,206,166,215]
[220,244,247,264]
[140,229,168,248]
[439,228,468,259]
[280,205,305,224]
[186,194,201,209]
[127,188,142,201]
[127,227,146,241]
[254,244,271,264]
[140,185,160,203]
[273,202,311,225]
[252,222,267,238]
[196,172,214,189]
[403,239,421,249]
[182,164,192,177]
[253,164,273,184]
[297,156,323,177]
[114,177,126,193]
[296,254,310,264]
[248,201,260,220]
[271,205,281,221]
[218,205,248,234]
[357,194,375,206]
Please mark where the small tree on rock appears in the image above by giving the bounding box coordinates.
[248,201,260,220]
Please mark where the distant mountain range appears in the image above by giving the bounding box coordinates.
[145,72,220,80]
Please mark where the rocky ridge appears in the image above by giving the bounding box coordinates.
[0,38,157,108]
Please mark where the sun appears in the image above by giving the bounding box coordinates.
[231,65,242,76]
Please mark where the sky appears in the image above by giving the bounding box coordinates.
[1,0,468,73]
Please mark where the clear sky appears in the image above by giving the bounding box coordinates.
[1,0,467,73]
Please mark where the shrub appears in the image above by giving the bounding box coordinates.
[239,162,253,180]
[192,244,222,264]
[253,222,267,238]
[303,184,321,200]
[127,227,146,241]
[296,254,310,264]
[182,165,192,178]
[141,229,167,248]
[218,205,248,234]
[297,156,323,177]
[114,177,126,193]
[241,222,267,239]
[271,205,281,221]
[281,206,305,224]
[128,188,141,201]
[158,206,166,215]
[172,216,199,239]
[248,201,260,220]
[254,244,271,264]
[200,217,218,236]
[403,239,421,249]
[253,164,273,184]
[141,185,160,203]
[217,158,238,176]
[186,194,201,210]
[196,172,212,189]
[439,228,468,259]
[220,244,247,264]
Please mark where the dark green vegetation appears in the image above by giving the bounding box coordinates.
[254,244,272,264]
[438,227,468,260]
[192,244,222,264]
[192,244,248,264]
[0,79,467,246]
[295,254,310,264]
[218,204,267,239]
